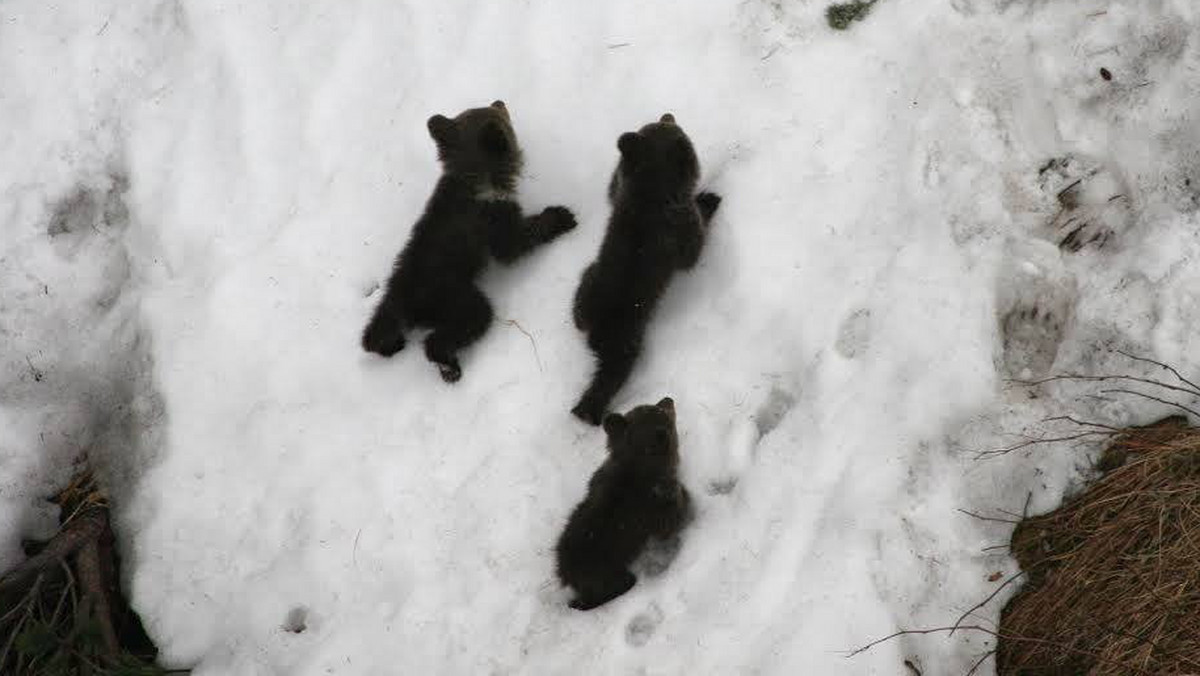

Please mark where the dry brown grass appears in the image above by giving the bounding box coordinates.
[997,415,1200,674]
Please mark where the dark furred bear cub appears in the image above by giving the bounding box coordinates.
[556,397,693,610]
[362,101,576,382]
[571,114,720,424]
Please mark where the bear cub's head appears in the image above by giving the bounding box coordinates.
[612,113,700,201]
[602,397,680,476]
[427,101,523,195]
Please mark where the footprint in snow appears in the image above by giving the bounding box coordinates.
[624,603,663,647]
[835,308,871,359]
[1037,154,1133,252]
[282,605,309,634]
[995,239,1077,381]
[706,384,797,496]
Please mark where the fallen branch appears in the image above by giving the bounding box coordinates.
[76,537,119,657]
[0,508,105,599]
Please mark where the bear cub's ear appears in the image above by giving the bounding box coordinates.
[427,114,456,146]
[602,413,628,439]
[659,112,676,124]
[656,397,675,420]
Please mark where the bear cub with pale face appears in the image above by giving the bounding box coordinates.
[362,101,576,382]
[556,397,693,610]
[571,114,720,424]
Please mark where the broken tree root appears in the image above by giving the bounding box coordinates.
[0,507,106,602]
[0,467,177,675]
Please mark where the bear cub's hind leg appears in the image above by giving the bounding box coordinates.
[423,286,494,383]
[568,569,637,611]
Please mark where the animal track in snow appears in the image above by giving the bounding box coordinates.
[754,385,797,439]
[1037,155,1132,252]
[995,240,1077,381]
[283,605,309,634]
[1001,305,1065,380]
[706,385,797,496]
[624,603,663,647]
[834,308,871,359]
[47,174,129,241]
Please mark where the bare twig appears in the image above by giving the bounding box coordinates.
[847,624,1154,673]
[1098,389,1200,420]
[1116,350,1200,395]
[975,430,1114,459]
[964,650,994,676]
[845,625,997,658]
[951,571,1026,636]
[503,319,543,372]
[957,509,1020,524]
[24,355,43,382]
[1042,416,1121,431]
[1014,373,1200,400]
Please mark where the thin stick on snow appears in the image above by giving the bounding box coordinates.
[844,625,997,658]
[964,650,994,676]
[503,319,543,372]
[1012,373,1200,400]
[975,430,1114,459]
[1098,389,1200,420]
[956,509,1020,525]
[950,571,1026,636]
[845,625,1153,673]
[1115,350,1200,395]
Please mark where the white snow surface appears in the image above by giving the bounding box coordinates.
[2,0,1200,673]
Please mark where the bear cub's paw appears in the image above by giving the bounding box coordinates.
[571,397,605,426]
[537,205,578,240]
[362,317,406,357]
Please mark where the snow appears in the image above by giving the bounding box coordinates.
[2,0,1199,673]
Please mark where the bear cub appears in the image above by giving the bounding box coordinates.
[571,113,720,424]
[362,101,577,382]
[556,397,693,610]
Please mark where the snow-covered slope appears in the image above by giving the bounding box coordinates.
[2,0,1198,673]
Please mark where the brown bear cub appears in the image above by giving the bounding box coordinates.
[556,397,693,610]
[571,114,720,424]
[362,101,577,382]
